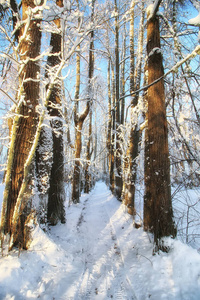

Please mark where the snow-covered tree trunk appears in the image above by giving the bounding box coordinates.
[0,0,42,249]
[36,122,53,226]
[124,1,144,215]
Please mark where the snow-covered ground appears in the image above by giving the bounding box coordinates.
[0,181,200,299]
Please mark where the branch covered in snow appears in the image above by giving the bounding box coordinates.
[189,12,200,27]
[120,44,200,101]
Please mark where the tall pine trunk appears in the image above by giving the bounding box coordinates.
[144,8,176,249]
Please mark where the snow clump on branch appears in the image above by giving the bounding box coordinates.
[189,11,200,42]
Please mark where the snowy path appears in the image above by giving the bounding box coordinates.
[69,185,137,300]
[1,181,200,300]
[49,183,137,300]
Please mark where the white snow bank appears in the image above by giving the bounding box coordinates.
[0,182,200,299]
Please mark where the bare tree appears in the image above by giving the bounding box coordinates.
[71,0,94,203]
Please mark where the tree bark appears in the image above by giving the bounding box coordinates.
[1,0,41,249]
[46,0,65,225]
[114,0,123,200]
[107,59,112,187]
[110,61,116,193]
[124,1,144,216]
[84,2,94,193]
[71,0,94,202]
[71,8,81,203]
[144,10,176,249]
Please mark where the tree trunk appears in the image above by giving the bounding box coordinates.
[124,1,144,216]
[144,10,176,249]
[107,59,112,187]
[46,0,65,225]
[110,62,116,193]
[71,18,81,203]
[71,1,94,202]
[72,121,83,203]
[84,110,93,193]
[84,4,94,193]
[1,0,41,249]
[114,0,123,200]
[36,123,53,225]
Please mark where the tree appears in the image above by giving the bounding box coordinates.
[123,0,145,216]
[0,0,42,249]
[144,2,176,250]
[84,0,95,194]
[114,0,123,201]
[45,0,65,225]
[71,0,94,203]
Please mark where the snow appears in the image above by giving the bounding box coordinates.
[148,47,162,57]
[189,12,200,27]
[1,181,200,299]
[189,11,200,42]
[146,4,154,19]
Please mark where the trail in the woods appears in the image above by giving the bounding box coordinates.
[49,183,137,300]
[1,182,200,300]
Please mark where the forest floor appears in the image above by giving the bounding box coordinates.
[1,181,200,299]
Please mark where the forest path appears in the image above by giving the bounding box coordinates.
[1,182,198,300]
[49,182,138,300]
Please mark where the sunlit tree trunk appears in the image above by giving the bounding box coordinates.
[71,41,81,203]
[124,1,144,215]
[46,0,65,225]
[0,0,41,249]
[72,0,94,202]
[144,6,176,249]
